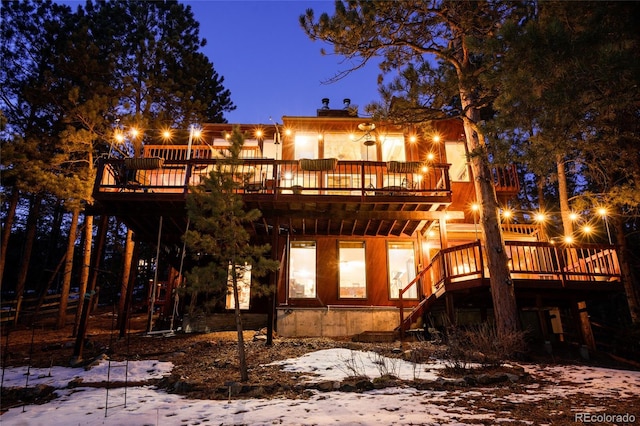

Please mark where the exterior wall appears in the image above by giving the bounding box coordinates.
[276,307,399,337]
[277,235,423,309]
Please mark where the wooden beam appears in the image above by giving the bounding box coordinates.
[259,209,463,222]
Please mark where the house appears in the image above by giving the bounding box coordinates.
[92,98,623,347]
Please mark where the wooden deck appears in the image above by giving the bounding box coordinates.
[92,157,454,242]
[398,241,623,331]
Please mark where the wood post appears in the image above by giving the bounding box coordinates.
[573,300,596,351]
[445,292,455,325]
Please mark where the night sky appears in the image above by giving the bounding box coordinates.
[187,0,383,123]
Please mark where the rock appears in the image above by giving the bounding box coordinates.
[355,379,374,391]
[339,382,357,392]
[173,380,193,393]
[316,381,340,392]
[68,377,83,388]
[476,373,508,385]
[463,375,478,386]
[505,373,522,383]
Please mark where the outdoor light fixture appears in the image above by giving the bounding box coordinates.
[432,134,442,159]
[161,129,173,141]
[354,122,378,160]
[471,202,480,240]
[597,206,612,244]
[534,212,546,223]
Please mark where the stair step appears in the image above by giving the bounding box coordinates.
[351,330,398,343]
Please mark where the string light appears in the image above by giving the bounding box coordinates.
[533,212,546,223]
[486,205,614,244]
[597,206,612,244]
[471,202,480,240]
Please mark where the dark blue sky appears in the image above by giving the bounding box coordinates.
[186,0,382,124]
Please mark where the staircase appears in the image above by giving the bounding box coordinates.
[396,293,439,334]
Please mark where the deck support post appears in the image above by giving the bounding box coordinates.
[266,217,280,346]
[445,293,455,325]
[536,295,551,342]
[573,300,596,351]
[120,240,139,339]
[147,216,163,333]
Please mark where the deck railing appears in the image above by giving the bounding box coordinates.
[424,241,621,296]
[94,157,452,197]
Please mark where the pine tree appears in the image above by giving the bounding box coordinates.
[301,1,521,337]
[185,128,278,381]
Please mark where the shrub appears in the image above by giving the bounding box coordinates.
[443,323,527,370]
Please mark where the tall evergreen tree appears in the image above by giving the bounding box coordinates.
[301,0,522,337]
[1,0,237,338]
[185,128,278,382]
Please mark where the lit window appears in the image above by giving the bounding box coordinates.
[380,135,406,162]
[289,241,316,298]
[388,242,417,299]
[294,132,318,160]
[324,132,366,160]
[444,141,470,182]
[339,241,367,298]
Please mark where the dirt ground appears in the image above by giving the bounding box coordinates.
[2,307,639,424]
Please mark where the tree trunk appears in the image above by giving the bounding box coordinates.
[0,188,19,291]
[73,214,94,337]
[14,194,42,323]
[460,99,519,337]
[72,215,108,363]
[120,239,139,339]
[232,261,249,382]
[556,156,573,237]
[117,228,135,330]
[613,216,640,324]
[37,200,64,294]
[57,207,80,329]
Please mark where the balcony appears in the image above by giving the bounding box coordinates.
[93,157,452,199]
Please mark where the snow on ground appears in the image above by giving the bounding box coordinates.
[2,349,639,425]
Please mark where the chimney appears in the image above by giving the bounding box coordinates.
[321,98,330,109]
[343,98,351,109]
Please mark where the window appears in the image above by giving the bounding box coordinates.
[289,241,316,298]
[445,141,470,182]
[294,132,318,160]
[226,263,251,310]
[339,241,367,298]
[380,134,406,162]
[324,132,365,160]
[388,242,417,299]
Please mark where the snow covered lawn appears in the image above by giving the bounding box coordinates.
[2,349,639,425]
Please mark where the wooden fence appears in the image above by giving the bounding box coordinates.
[1,293,79,325]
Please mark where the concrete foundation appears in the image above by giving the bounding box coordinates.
[276,306,399,337]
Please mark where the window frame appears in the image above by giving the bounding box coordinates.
[288,240,317,299]
[387,241,418,300]
[338,240,367,299]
